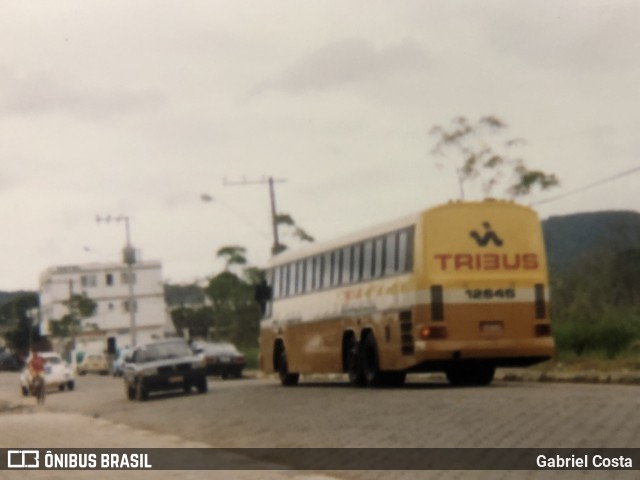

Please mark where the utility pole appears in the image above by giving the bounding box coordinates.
[223,176,287,255]
[96,214,138,347]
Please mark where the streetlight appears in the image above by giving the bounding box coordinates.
[96,214,138,348]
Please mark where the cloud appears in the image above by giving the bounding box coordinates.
[487,3,640,73]
[250,37,430,96]
[0,67,165,120]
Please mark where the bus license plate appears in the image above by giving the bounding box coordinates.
[169,376,183,383]
[480,321,503,334]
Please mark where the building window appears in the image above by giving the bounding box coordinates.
[121,272,136,285]
[123,299,138,313]
[80,275,97,288]
[105,273,114,286]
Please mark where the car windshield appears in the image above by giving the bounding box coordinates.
[135,342,192,363]
[44,356,61,365]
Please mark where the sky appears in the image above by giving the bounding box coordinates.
[1,0,639,291]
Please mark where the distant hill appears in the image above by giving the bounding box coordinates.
[543,210,640,274]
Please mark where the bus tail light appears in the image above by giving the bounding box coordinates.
[535,324,552,337]
[431,285,444,321]
[534,284,546,319]
[420,326,447,340]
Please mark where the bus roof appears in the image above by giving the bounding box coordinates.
[267,200,534,268]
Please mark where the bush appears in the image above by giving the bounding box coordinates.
[553,312,640,359]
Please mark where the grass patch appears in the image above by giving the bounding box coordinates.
[238,345,259,370]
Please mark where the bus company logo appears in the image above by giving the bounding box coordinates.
[469,222,503,247]
[7,450,39,469]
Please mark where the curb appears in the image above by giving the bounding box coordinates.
[244,369,640,386]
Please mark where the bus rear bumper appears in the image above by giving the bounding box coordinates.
[409,338,554,369]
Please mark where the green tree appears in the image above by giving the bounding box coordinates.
[49,294,97,338]
[216,245,248,270]
[204,269,261,347]
[429,116,559,200]
[274,212,315,254]
[170,306,215,339]
[1,293,41,354]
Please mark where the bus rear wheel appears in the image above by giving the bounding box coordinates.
[361,334,384,387]
[278,351,299,387]
[347,337,366,387]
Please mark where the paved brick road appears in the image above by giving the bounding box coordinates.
[2,372,640,480]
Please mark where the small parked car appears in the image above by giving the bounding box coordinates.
[77,353,110,375]
[192,341,246,379]
[123,339,207,401]
[20,352,75,396]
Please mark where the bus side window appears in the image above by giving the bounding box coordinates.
[289,262,298,295]
[305,257,314,292]
[385,232,398,275]
[272,267,281,299]
[341,246,352,284]
[352,244,362,283]
[373,237,385,278]
[322,252,332,289]
[362,240,374,281]
[332,249,342,286]
[398,227,415,272]
[313,256,322,291]
[297,260,305,294]
[280,265,289,297]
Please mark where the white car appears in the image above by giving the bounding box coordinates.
[20,352,75,396]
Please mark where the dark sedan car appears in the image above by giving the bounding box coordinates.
[192,342,246,379]
[123,339,207,401]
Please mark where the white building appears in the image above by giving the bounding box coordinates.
[39,261,174,355]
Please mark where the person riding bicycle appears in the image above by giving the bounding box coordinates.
[28,349,46,404]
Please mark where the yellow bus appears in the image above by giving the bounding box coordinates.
[258,200,554,387]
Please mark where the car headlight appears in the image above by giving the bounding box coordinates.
[140,367,157,376]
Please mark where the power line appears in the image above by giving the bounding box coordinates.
[531,165,640,206]
[223,176,288,255]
